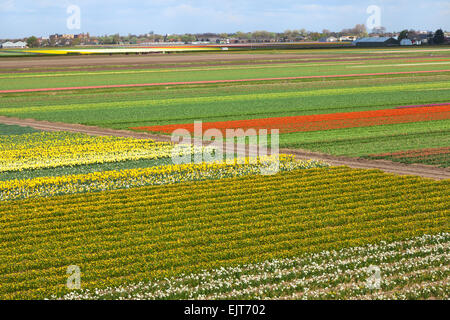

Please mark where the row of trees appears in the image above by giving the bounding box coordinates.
[22,27,448,47]
[91,25,371,45]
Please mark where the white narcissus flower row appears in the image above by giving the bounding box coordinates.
[51,233,449,300]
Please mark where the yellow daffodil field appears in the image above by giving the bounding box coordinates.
[0,132,175,172]
[0,153,326,200]
[0,164,449,299]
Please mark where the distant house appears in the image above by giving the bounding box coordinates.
[207,37,221,44]
[339,35,357,42]
[318,36,338,42]
[1,41,27,48]
[400,39,413,46]
[409,33,431,45]
[353,37,398,47]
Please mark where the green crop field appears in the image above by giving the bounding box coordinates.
[0,123,40,135]
[1,80,449,127]
[280,120,450,155]
[1,49,449,161]
[1,57,450,90]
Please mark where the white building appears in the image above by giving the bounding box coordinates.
[400,39,413,46]
[1,41,27,48]
[339,36,357,42]
[319,36,338,42]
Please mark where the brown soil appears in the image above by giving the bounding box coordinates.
[2,50,446,70]
[2,54,447,73]
[0,53,318,69]
[1,115,449,180]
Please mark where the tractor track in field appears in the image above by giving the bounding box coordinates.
[1,115,449,180]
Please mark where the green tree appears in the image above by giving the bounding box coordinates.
[112,34,121,44]
[433,29,445,44]
[353,24,368,37]
[283,29,301,41]
[309,32,321,41]
[26,36,39,48]
[181,34,195,43]
[252,30,275,42]
[398,30,409,41]
[234,31,251,42]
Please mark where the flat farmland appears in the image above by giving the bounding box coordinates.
[0,47,448,300]
[1,56,450,91]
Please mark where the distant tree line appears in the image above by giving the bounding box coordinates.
[92,26,448,45]
[16,26,448,47]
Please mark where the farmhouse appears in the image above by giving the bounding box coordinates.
[319,36,338,42]
[0,41,27,49]
[353,37,398,47]
[339,35,357,42]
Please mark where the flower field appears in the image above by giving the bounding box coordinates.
[0,55,448,166]
[54,233,450,300]
[0,166,448,299]
[0,47,449,301]
[133,104,450,135]
[1,56,449,91]
[0,132,175,172]
[0,155,327,201]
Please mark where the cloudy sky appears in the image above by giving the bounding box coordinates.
[0,0,449,38]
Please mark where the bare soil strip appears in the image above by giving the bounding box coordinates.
[1,115,448,180]
[2,69,450,94]
[2,50,449,69]
[0,53,334,69]
[0,116,172,141]
[3,55,448,74]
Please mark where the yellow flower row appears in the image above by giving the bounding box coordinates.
[0,155,327,200]
[0,132,175,172]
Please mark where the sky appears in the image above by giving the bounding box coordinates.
[0,0,449,38]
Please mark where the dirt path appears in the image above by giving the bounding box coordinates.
[0,116,173,141]
[1,115,449,180]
